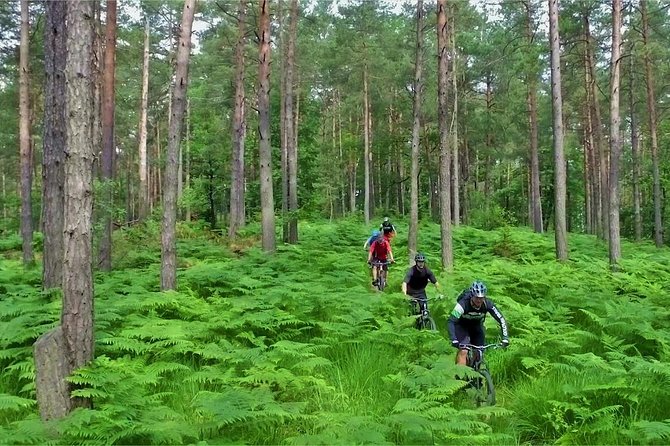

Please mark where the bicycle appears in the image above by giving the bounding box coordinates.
[370,260,391,291]
[410,297,437,331]
[459,343,503,406]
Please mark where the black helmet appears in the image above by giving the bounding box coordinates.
[415,253,426,262]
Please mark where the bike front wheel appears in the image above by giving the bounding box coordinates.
[377,269,387,291]
[474,369,496,406]
[416,315,437,331]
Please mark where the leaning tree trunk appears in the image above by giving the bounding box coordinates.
[160,0,196,290]
[229,0,247,238]
[258,0,276,252]
[19,0,34,267]
[641,0,663,247]
[99,0,117,272]
[408,0,424,264]
[549,0,568,261]
[608,0,622,266]
[437,0,453,269]
[35,0,96,420]
[42,0,67,289]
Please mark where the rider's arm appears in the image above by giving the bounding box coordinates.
[388,243,395,262]
[487,300,509,339]
[401,281,408,295]
[447,303,464,342]
[367,242,375,263]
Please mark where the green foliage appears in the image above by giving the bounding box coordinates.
[1,220,670,444]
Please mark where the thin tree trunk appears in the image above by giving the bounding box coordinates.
[409,0,424,263]
[19,0,34,267]
[161,0,196,290]
[549,0,568,261]
[584,12,608,239]
[525,0,542,233]
[628,42,641,242]
[138,18,150,220]
[185,98,191,222]
[42,0,67,288]
[583,36,600,236]
[229,0,246,237]
[286,0,299,243]
[449,6,460,226]
[641,0,663,247]
[363,61,371,225]
[608,0,622,266]
[258,0,276,252]
[437,0,453,269]
[99,0,116,272]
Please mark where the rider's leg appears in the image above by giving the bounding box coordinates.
[371,264,379,284]
[454,325,469,365]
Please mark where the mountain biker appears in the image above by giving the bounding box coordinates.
[367,234,394,286]
[364,229,381,250]
[402,253,441,314]
[380,217,396,241]
[448,280,509,366]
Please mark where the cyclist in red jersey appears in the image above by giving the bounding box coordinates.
[367,235,394,286]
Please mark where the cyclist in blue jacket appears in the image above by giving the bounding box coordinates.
[448,280,509,365]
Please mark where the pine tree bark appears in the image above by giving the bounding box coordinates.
[36,0,98,418]
[286,0,299,243]
[161,0,196,290]
[628,42,642,242]
[641,0,663,247]
[437,0,453,269]
[99,0,116,272]
[258,0,276,252]
[548,0,568,261]
[229,0,247,237]
[449,5,460,227]
[608,0,622,266]
[42,0,67,289]
[525,0,542,233]
[138,18,150,221]
[409,0,424,263]
[19,0,34,267]
[363,60,371,225]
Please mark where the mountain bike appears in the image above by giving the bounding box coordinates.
[410,297,437,331]
[370,260,391,291]
[459,343,502,406]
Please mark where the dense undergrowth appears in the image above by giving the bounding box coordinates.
[1,218,670,445]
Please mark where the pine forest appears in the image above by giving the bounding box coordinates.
[1,0,670,444]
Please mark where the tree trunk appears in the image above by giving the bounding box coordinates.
[161,0,196,290]
[449,5,460,226]
[608,0,622,266]
[229,0,247,237]
[138,18,150,221]
[525,0,542,233]
[641,0,663,247]
[286,0,299,243]
[42,0,67,289]
[19,0,34,267]
[185,98,191,222]
[409,0,424,264]
[363,60,371,225]
[258,0,276,252]
[549,0,568,261]
[99,0,116,272]
[628,42,642,242]
[582,35,600,236]
[36,0,98,418]
[437,0,453,269]
[584,12,608,239]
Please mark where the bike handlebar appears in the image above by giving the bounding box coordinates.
[458,343,503,350]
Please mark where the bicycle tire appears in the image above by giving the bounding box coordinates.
[425,316,437,331]
[377,269,386,291]
[476,369,496,406]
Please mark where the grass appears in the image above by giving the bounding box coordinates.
[0,218,669,444]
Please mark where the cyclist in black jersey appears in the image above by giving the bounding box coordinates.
[402,253,441,314]
[448,280,509,365]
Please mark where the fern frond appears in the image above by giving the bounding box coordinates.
[0,393,36,412]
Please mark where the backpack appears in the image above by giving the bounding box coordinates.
[373,237,389,258]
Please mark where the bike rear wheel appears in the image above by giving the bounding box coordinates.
[377,268,386,291]
[474,369,496,406]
